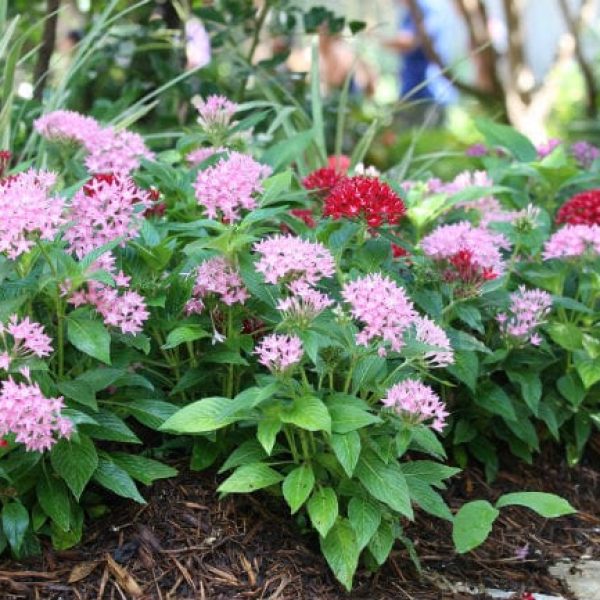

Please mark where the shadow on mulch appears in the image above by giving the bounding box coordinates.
[1,441,599,600]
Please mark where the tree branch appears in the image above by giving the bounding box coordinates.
[33,0,61,102]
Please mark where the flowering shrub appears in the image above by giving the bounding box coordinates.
[0,107,581,588]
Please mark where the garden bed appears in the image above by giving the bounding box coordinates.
[1,442,598,600]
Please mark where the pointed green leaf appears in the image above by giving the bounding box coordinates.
[348,497,381,550]
[218,463,283,493]
[282,464,315,514]
[321,518,360,591]
[452,500,499,553]
[307,487,338,537]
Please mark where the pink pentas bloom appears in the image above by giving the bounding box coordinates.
[542,224,600,260]
[537,138,561,158]
[412,316,454,367]
[0,375,72,452]
[34,110,103,145]
[186,257,248,315]
[192,95,238,129]
[253,234,336,285]
[187,146,225,166]
[277,280,333,322]
[571,141,600,169]
[381,379,449,432]
[466,143,488,157]
[342,273,417,353]
[255,333,304,373]
[499,286,552,345]
[194,151,272,222]
[84,127,154,175]
[421,221,511,276]
[0,316,53,371]
[64,173,151,259]
[0,169,65,259]
[443,170,494,195]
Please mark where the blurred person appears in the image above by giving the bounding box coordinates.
[384,0,457,125]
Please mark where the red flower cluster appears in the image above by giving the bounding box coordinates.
[290,208,316,228]
[0,439,8,448]
[302,167,346,198]
[327,154,351,172]
[391,243,409,258]
[443,249,497,286]
[323,176,406,228]
[555,189,600,225]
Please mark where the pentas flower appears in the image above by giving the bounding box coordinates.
[411,316,454,367]
[498,286,552,345]
[192,95,238,129]
[537,138,561,158]
[324,176,406,228]
[64,173,151,259]
[255,333,303,374]
[0,375,72,452]
[381,379,448,432]
[443,248,498,287]
[185,257,248,315]
[421,221,510,276]
[290,209,317,228]
[353,163,380,177]
[187,146,225,166]
[342,273,417,353]
[0,316,53,370]
[443,170,494,195]
[0,150,11,179]
[84,128,154,175]
[391,243,409,258]
[34,110,103,145]
[465,143,488,157]
[571,141,600,169]
[0,169,65,259]
[253,234,336,285]
[556,189,600,226]
[277,280,333,323]
[542,224,600,259]
[194,151,272,222]
[327,155,351,173]
[302,167,346,198]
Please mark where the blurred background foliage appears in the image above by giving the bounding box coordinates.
[3,0,600,177]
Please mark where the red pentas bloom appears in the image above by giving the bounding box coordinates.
[327,154,351,173]
[0,151,11,179]
[323,176,406,228]
[444,249,497,286]
[302,167,346,198]
[556,189,600,226]
[391,243,409,258]
[290,209,316,228]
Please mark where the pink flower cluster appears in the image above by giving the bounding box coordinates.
[35,110,153,175]
[0,169,64,259]
[185,257,249,315]
[64,173,151,259]
[277,280,333,322]
[442,170,494,195]
[571,141,600,169]
[187,146,225,166]
[421,221,510,276]
[192,95,238,129]
[0,373,72,452]
[254,234,336,286]
[497,286,552,345]
[381,379,448,432]
[255,333,304,373]
[537,138,561,158]
[0,316,53,371]
[194,152,272,222]
[342,273,453,363]
[542,224,600,260]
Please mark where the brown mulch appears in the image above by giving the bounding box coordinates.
[1,442,599,600]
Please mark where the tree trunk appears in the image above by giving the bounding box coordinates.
[33,0,61,102]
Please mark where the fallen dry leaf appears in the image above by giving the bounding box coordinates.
[106,553,143,598]
[68,561,100,584]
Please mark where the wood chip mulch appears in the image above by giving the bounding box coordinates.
[1,440,599,600]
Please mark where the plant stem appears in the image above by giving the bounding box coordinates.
[343,355,357,393]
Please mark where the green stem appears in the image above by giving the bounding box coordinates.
[56,296,65,379]
[343,355,357,393]
[225,307,234,398]
[284,426,300,463]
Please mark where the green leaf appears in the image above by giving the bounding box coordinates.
[475,383,517,422]
[557,372,586,407]
[495,492,576,517]
[2,502,29,553]
[401,461,461,487]
[109,453,177,486]
[321,519,360,591]
[355,450,413,518]
[281,396,331,432]
[66,315,111,364]
[507,370,542,415]
[80,410,141,444]
[160,396,246,433]
[405,477,453,521]
[446,351,478,391]
[190,438,219,471]
[92,457,146,504]
[307,487,338,538]
[331,431,361,477]
[351,355,386,394]
[219,440,268,473]
[368,520,395,566]
[475,118,537,162]
[50,435,98,500]
[162,325,210,349]
[257,417,281,455]
[348,497,381,551]
[547,323,583,352]
[329,405,381,434]
[37,475,72,531]
[452,500,499,553]
[218,463,283,493]
[262,130,314,171]
[57,380,97,410]
[574,351,600,389]
[126,398,178,429]
[282,464,315,514]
